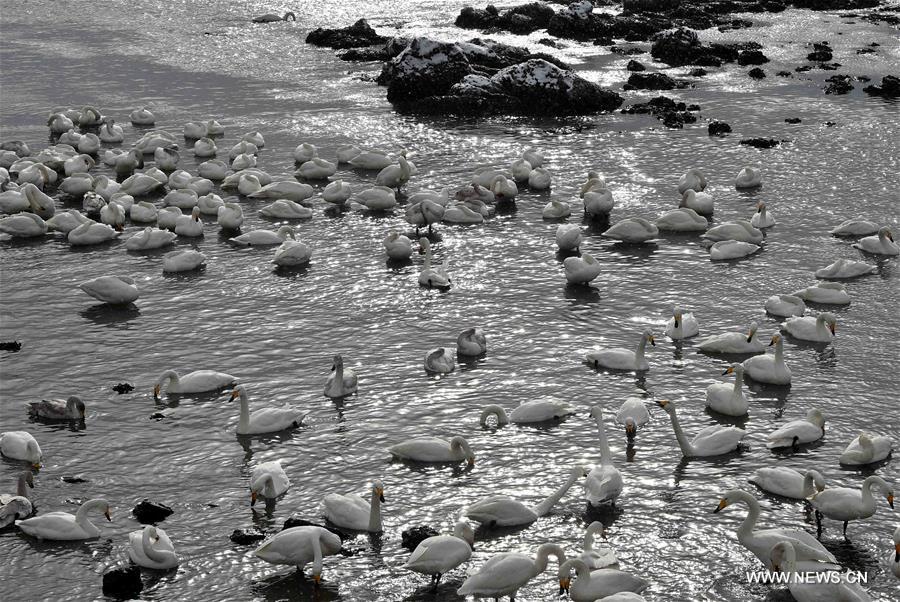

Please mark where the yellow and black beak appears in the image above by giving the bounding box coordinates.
[673,316,680,328]
[104,508,112,521]
[251,491,258,506]
[649,335,656,346]
[888,493,894,509]
[229,390,239,401]
[625,422,636,436]
[153,384,161,398]
[746,330,753,342]
[32,463,42,470]
[769,335,779,346]
[713,498,728,513]
[655,399,668,409]
[722,366,735,376]
[313,574,321,587]
[894,542,899,562]
[559,578,570,594]
[377,488,385,503]
[829,323,836,335]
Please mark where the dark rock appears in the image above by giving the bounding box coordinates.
[488,59,623,113]
[719,18,753,32]
[807,42,833,62]
[689,67,707,77]
[824,74,853,94]
[379,38,474,103]
[785,117,802,123]
[737,49,769,65]
[817,62,842,71]
[856,47,876,54]
[863,75,900,97]
[793,0,879,9]
[306,19,387,50]
[538,38,559,48]
[0,341,21,351]
[795,65,812,72]
[132,499,173,524]
[626,72,677,90]
[687,103,701,111]
[456,2,553,34]
[230,527,270,545]
[594,36,614,46]
[776,70,792,77]
[283,516,347,541]
[611,46,647,56]
[455,5,500,30]
[626,59,646,72]
[748,67,766,79]
[740,137,782,148]
[708,120,732,136]
[61,476,88,483]
[856,75,870,82]
[623,0,681,10]
[622,95,698,127]
[662,111,697,128]
[102,564,142,599]
[401,525,439,550]
[651,28,721,67]
[824,121,836,126]
[112,383,134,394]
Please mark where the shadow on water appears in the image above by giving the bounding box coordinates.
[564,283,602,304]
[273,264,311,279]
[80,303,140,327]
[251,568,343,602]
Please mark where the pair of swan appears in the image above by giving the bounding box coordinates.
[586,407,623,507]
[764,294,806,317]
[457,327,487,356]
[615,398,650,440]
[80,276,139,305]
[558,559,649,601]
[163,249,206,272]
[424,347,455,373]
[793,282,851,305]
[750,201,776,228]
[250,460,290,505]
[0,431,43,467]
[404,521,473,589]
[811,476,894,537]
[324,354,357,397]
[781,313,836,342]
[128,525,179,569]
[153,369,236,397]
[766,408,825,450]
[479,399,574,425]
[770,541,872,601]
[17,498,111,540]
[387,436,475,465]
[255,526,342,585]
[656,400,746,457]
[602,217,659,243]
[839,433,893,466]
[742,335,791,385]
[705,365,748,416]
[230,385,306,435]
[458,543,566,599]
[697,322,766,354]
[585,330,655,372]
[815,258,876,279]
[664,309,699,339]
[748,467,826,499]
[29,396,85,420]
[419,237,451,289]
[323,480,384,532]
[854,226,898,255]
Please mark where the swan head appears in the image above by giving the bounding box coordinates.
[229,385,246,401]
[450,436,476,465]
[417,237,430,253]
[623,416,637,437]
[371,479,385,502]
[655,399,674,414]
[453,520,475,546]
[818,312,837,334]
[746,322,759,342]
[672,308,684,327]
[756,201,766,213]
[722,364,743,377]
[806,408,825,430]
[571,464,587,479]
[643,329,656,346]
[331,355,343,371]
[769,541,794,572]
[878,226,894,241]
[589,405,603,421]
[768,334,781,346]
[66,396,87,419]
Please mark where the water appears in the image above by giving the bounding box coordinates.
[1,1,899,600]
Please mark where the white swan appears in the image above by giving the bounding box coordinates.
[230,385,306,436]
[424,347,455,373]
[839,433,893,466]
[890,525,900,579]
[558,559,649,602]
[128,526,179,569]
[602,217,658,243]
[479,399,574,425]
[458,543,566,600]
[564,253,603,285]
[586,407,623,507]
[295,157,337,180]
[665,308,699,339]
[656,400,746,457]
[99,201,126,229]
[528,167,552,190]
[655,207,707,232]
[375,152,411,189]
[442,202,483,224]
[79,276,139,305]
[174,206,203,237]
[383,231,412,259]
[59,173,95,197]
[677,168,706,194]
[702,220,763,244]
[542,200,571,219]
[293,143,319,162]
[510,158,532,182]
[231,225,294,246]
[404,521,473,588]
[0,213,47,237]
[766,408,825,449]
[697,322,766,354]
[734,166,763,189]
[154,369,236,397]
[322,180,352,205]
[17,499,111,540]
[272,239,312,267]
[255,526,342,584]
[1,471,33,506]
[792,282,851,305]
[183,121,208,139]
[324,354,357,397]
[750,201,776,228]
[815,258,876,279]
[322,480,384,532]
[615,398,650,440]
[28,396,86,420]
[810,476,894,537]
[154,147,180,171]
[579,522,618,569]
[764,294,805,317]
[680,189,714,216]
[830,218,879,236]
[490,174,518,202]
[523,148,544,168]
[222,169,272,189]
[75,132,99,154]
[457,327,487,356]
[472,168,507,188]
[465,465,585,527]
[260,199,312,220]
[249,460,291,505]
[748,467,826,500]
[0,431,42,466]
[705,365,748,416]
[782,312,836,343]
[236,173,261,196]
[197,193,224,215]
[129,107,156,125]
[355,185,396,210]
[0,189,27,214]
[194,137,217,158]
[0,497,33,529]
[48,112,75,134]
[120,173,164,196]
[418,237,450,289]
[770,541,873,601]
[556,223,583,251]
[585,329,655,372]
[387,436,475,465]
[854,226,898,255]
[349,149,393,170]
[710,240,760,260]
[250,181,314,202]
[742,334,791,385]
[217,202,244,230]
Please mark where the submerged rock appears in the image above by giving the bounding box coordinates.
[626,59,646,72]
[0,341,22,351]
[622,96,699,128]
[708,120,732,136]
[824,74,853,94]
[102,564,142,599]
[132,499,173,523]
[401,525,439,550]
[740,137,782,148]
[625,72,678,90]
[785,117,802,123]
[863,75,900,97]
[807,42,833,62]
[306,19,387,49]
[748,67,766,79]
[689,67,708,77]
[230,527,270,545]
[112,383,134,394]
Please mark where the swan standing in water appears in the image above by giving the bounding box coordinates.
[839,433,893,466]
[665,308,699,339]
[128,526,179,569]
[28,396,85,420]
[404,521,473,589]
[17,499,111,540]
[750,201,776,228]
[457,327,487,356]
[815,258,876,279]
[615,398,650,441]
[556,223,583,251]
[705,365,748,416]
[734,166,763,189]
[748,467,826,500]
[810,476,894,537]
[579,522,618,569]
[586,407,623,507]
[657,400,746,457]
[465,465,586,527]
[79,276,139,305]
[387,436,475,465]
[558,559,649,601]
[854,226,899,255]
[230,385,306,435]
[770,542,872,601]
[458,543,566,600]
[253,11,297,22]
[697,322,766,354]
[163,249,206,273]
[479,399,574,425]
[254,526,342,584]
[585,330,655,372]
[0,431,42,467]
[764,294,806,318]
[324,354,357,397]
[249,460,291,505]
[418,237,450,289]
[564,253,603,285]
[766,408,825,450]
[154,369,236,397]
[742,335,791,385]
[781,312,836,343]
[792,282,851,305]
[322,480,384,532]
[424,347,455,373]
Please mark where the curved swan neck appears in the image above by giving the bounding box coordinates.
[310,531,325,576]
[532,469,581,517]
[733,492,760,540]
[584,522,603,550]
[802,470,825,496]
[861,476,889,504]
[76,499,107,524]
[635,335,648,362]
[252,473,273,496]
[732,369,744,395]
[141,527,169,563]
[479,405,509,426]
[369,487,382,532]
[237,387,250,430]
[593,410,612,462]
[534,543,566,574]
[666,406,695,456]
[773,337,783,364]
[17,473,31,497]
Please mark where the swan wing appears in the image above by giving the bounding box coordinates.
[458,553,534,596]
[466,495,535,526]
[692,425,745,455]
[585,464,623,505]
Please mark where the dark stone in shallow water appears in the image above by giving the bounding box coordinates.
[807,42,833,62]
[230,527,270,545]
[748,67,766,79]
[651,28,722,67]
[776,70,792,77]
[708,120,732,136]
[738,49,769,65]
[740,137,782,148]
[662,111,697,128]
[112,383,134,394]
[622,96,699,128]
[282,516,347,541]
[625,72,677,90]
[132,499,173,524]
[626,59,646,72]
[611,46,646,56]
[793,0,879,9]
[0,341,21,351]
[102,565,142,599]
[61,476,88,483]
[689,67,708,77]
[455,2,553,34]
[785,117,802,123]
[824,74,854,94]
[863,75,900,97]
[306,19,387,49]
[401,525,439,550]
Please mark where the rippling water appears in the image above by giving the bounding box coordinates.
[1,1,899,600]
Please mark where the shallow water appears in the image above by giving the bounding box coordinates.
[1,1,899,600]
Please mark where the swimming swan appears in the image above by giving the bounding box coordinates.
[324,354,357,397]
[748,467,826,500]
[558,559,649,601]
[579,522,618,569]
[465,465,585,527]
[742,335,791,385]
[657,400,745,457]
[79,276,139,305]
[664,308,699,339]
[854,226,898,255]
[705,365,748,416]
[615,398,650,440]
[128,526,179,569]
[585,329,655,372]
[479,399,574,425]
[766,408,825,449]
[154,369,236,397]
[17,498,111,540]
[781,312,836,343]
[697,322,766,354]
[387,436,475,465]
[28,396,86,420]
[418,237,450,289]
[230,385,306,436]
[564,253,603,285]
[585,407,623,507]
[770,541,872,601]
[750,201,776,228]
[839,433,893,466]
[322,480,384,532]
[249,460,291,505]
[458,543,566,600]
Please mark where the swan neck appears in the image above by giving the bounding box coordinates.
[735,493,759,540]
[142,528,168,563]
[76,499,104,524]
[534,543,566,574]
[594,412,612,462]
[635,336,647,363]
[479,405,509,426]
[532,470,580,517]
[17,474,28,497]
[238,388,250,430]
[732,371,743,395]
[311,531,324,576]
[667,407,695,456]
[369,489,382,532]
[774,338,783,364]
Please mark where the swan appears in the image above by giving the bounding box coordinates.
[387,436,475,465]
[491,174,518,203]
[193,137,217,158]
[472,168,507,188]
[479,399,573,425]
[424,347,455,373]
[712,489,838,567]
[710,240,760,260]
[323,179,353,205]
[457,327,487,356]
[112,149,142,174]
[465,465,586,527]
[59,173,95,198]
[197,193,224,215]
[558,560,649,602]
[792,282,851,305]
[766,408,825,450]
[79,192,105,219]
[231,153,256,170]
[854,226,898,255]
[95,119,123,144]
[133,130,178,155]
[0,189,27,214]
[295,157,337,180]
[677,168,707,194]
[120,173,164,196]
[742,335,791,385]
[48,112,75,133]
[528,167,552,190]
[418,237,451,289]
[231,225,294,246]
[255,526,342,583]
[230,140,259,158]
[17,499,111,540]
[510,158,532,182]
[153,369,236,397]
[56,129,82,146]
[272,239,312,267]
[0,140,29,157]
[679,188,714,216]
[157,207,183,230]
[584,187,614,218]
[586,407,623,507]
[383,231,412,259]
[124,227,175,251]
[564,253,602,285]
[734,166,763,189]
[665,308,699,339]
[349,149,393,170]
[197,159,229,181]
[442,202,483,224]
[810,476,894,537]
[63,153,95,176]
[163,249,206,272]
[750,201,776,228]
[408,188,450,207]
[404,521,473,589]
[455,183,495,204]
[579,522,618,569]
[890,525,900,579]
[705,365,748,416]
[236,174,261,196]
[0,431,42,466]
[815,258,876,279]
[17,162,57,188]
[129,107,156,126]
[217,203,244,230]
[830,218,879,237]
[615,398,650,440]
[375,152,411,189]
[322,480,384,532]
[0,213,47,237]
[657,400,745,457]
[748,468,826,500]
[542,200,571,219]
[249,460,291,505]
[230,385,306,436]
[602,218,658,243]
[252,11,297,22]
[241,131,265,148]
[702,221,763,244]
[585,329,655,372]
[128,526,179,569]
[1,472,33,506]
[697,322,766,354]
[154,147,180,171]
[457,543,566,600]
[655,207,707,231]
[556,223,583,251]
[28,395,86,420]
[183,122,208,139]
[782,312,836,343]
[324,354,357,397]
[79,276,138,304]
[764,294,806,317]
[293,143,319,162]
[839,433,893,466]
[206,120,225,136]
[0,497,33,529]
[523,148,544,168]
[174,206,203,237]
[77,106,103,126]
[354,185,396,210]
[99,201,126,229]
[20,184,54,218]
[770,541,873,601]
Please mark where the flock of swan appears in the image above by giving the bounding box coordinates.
[1,103,898,601]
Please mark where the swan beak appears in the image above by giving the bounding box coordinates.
[713,499,728,513]
[468,458,476,467]
[104,509,112,521]
[829,323,836,335]
[251,491,258,506]
[32,463,42,470]
[625,423,636,436]
[769,335,779,346]
[648,335,656,346]
[674,317,680,328]
[312,574,321,587]
[153,384,161,398]
[746,330,753,342]
[888,493,894,509]
[559,578,570,594]
[229,390,239,401]
[894,543,899,562]
[377,488,385,502]
[722,366,735,375]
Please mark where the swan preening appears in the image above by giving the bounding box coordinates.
[457,542,566,599]
[255,526,342,583]
[781,312,836,343]
[0,431,43,467]
[579,522,618,569]
[79,276,139,305]
[249,460,291,505]
[457,327,487,356]
[418,237,450,289]
[404,521,473,589]
[17,498,111,540]
[839,433,893,466]
[854,226,898,255]
[766,408,825,450]
[128,526,179,569]
[154,369,236,397]
[424,347,455,373]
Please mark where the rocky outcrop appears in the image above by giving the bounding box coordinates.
[626,60,646,72]
[793,0,879,9]
[863,75,900,97]
[306,19,387,49]
[807,42,833,62]
[625,72,678,90]
[824,74,853,94]
[650,28,722,67]
[708,120,732,136]
[622,96,700,128]
[737,49,769,65]
[748,67,766,79]
[132,499,173,523]
[455,2,555,34]
[740,137,782,148]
